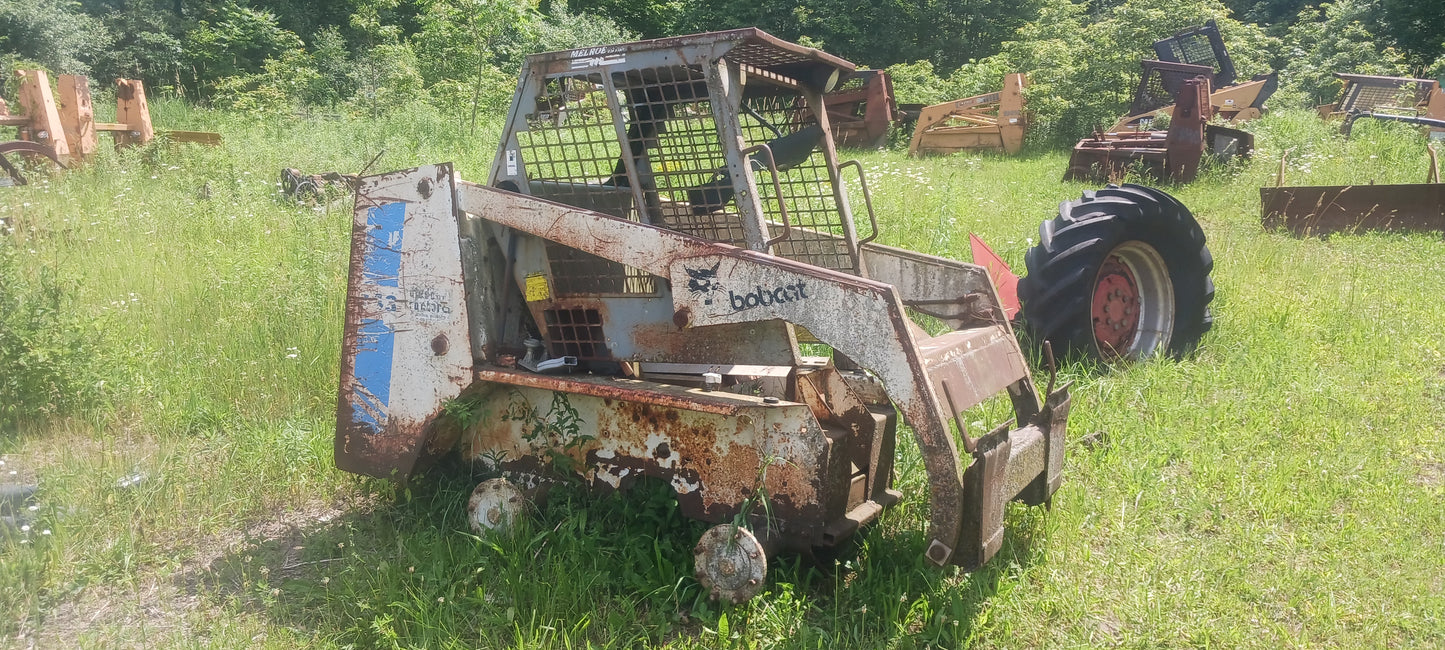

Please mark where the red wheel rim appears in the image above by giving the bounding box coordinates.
[1092,254,1140,358]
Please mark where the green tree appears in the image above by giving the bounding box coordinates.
[1278,0,1407,106]
[308,26,356,105]
[526,3,637,53]
[87,2,188,92]
[411,0,531,126]
[183,4,305,96]
[0,0,111,76]
[563,0,680,38]
[675,0,1047,70]
[1377,0,1444,70]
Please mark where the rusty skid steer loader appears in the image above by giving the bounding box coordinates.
[336,30,1075,603]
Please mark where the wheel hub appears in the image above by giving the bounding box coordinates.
[693,525,767,604]
[467,478,525,534]
[1092,255,1141,358]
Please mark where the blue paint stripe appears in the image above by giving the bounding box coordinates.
[351,318,395,434]
[348,200,407,436]
[364,202,405,288]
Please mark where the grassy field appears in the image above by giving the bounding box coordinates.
[1,102,1443,648]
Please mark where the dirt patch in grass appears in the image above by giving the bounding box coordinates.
[29,494,376,648]
[1092,613,1123,645]
[1412,461,1444,488]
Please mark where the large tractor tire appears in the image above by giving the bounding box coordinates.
[1018,184,1213,360]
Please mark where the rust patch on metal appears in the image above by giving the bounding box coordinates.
[1261,184,1445,235]
[822,70,897,149]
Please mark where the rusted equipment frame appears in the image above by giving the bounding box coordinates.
[1153,19,1235,89]
[1111,60,1276,132]
[337,30,1070,578]
[823,70,897,149]
[1066,78,1251,183]
[341,169,1069,567]
[1261,145,1444,235]
[0,141,65,186]
[1261,184,1445,235]
[908,74,1027,156]
[1,72,219,164]
[1318,74,1444,128]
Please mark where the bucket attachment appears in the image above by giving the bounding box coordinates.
[336,164,475,479]
[1261,144,1445,236]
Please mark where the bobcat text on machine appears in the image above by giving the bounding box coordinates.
[334,29,1213,602]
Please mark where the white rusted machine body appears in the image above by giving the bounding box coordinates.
[336,30,1069,602]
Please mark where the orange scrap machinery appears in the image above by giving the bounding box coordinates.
[1,70,158,163]
[1110,61,1277,132]
[908,74,1027,156]
[0,70,220,184]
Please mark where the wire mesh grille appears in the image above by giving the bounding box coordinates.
[1131,62,1212,116]
[728,42,815,69]
[1165,34,1219,70]
[543,308,608,359]
[516,63,855,279]
[619,65,750,247]
[739,93,852,270]
[1135,69,1179,115]
[616,65,853,270]
[517,74,656,296]
[1341,80,1429,113]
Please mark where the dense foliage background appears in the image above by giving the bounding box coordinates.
[1,0,1439,144]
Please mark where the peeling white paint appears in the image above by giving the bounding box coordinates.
[671,474,701,494]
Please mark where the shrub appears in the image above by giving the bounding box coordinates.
[0,231,104,429]
[183,4,304,98]
[212,49,328,112]
[886,61,951,106]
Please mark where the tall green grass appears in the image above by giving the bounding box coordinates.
[1,103,1443,647]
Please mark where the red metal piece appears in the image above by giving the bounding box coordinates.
[823,70,896,149]
[1091,255,1140,358]
[1164,78,1209,183]
[968,233,1020,320]
[1064,78,1244,184]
